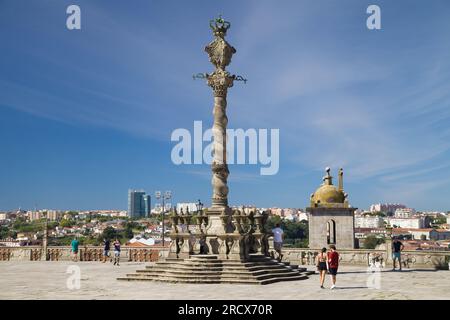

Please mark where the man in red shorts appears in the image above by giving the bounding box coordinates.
[327,245,339,290]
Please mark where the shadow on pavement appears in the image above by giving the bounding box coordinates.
[335,286,368,290]
[336,269,438,274]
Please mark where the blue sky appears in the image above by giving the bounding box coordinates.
[1,0,450,211]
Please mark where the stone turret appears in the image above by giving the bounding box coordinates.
[307,167,356,249]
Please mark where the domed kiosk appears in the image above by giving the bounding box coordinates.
[307,168,357,249]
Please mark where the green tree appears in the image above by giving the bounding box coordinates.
[433,216,446,225]
[0,226,15,239]
[265,216,309,247]
[100,226,117,241]
[124,224,134,239]
[60,219,75,228]
[364,235,385,249]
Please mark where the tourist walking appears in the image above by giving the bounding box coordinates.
[272,223,284,262]
[392,238,404,271]
[103,238,111,263]
[113,239,121,266]
[327,245,339,289]
[316,247,328,288]
[70,237,79,262]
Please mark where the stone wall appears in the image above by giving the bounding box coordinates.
[0,246,168,262]
[282,247,450,270]
[1,245,448,270]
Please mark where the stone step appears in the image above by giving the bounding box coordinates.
[150,264,289,274]
[136,268,295,277]
[130,269,302,281]
[117,276,261,285]
[146,265,226,271]
[162,257,283,264]
[123,271,302,282]
[118,273,307,285]
[189,255,219,260]
[135,270,237,276]
[246,264,293,270]
[154,261,285,268]
[250,268,298,275]
[156,261,223,266]
[254,271,301,280]
[149,262,289,271]
[260,274,308,285]
[118,255,310,285]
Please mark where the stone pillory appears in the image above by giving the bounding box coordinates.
[118,17,310,284]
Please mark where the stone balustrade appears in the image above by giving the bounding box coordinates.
[0,246,167,262]
[279,247,450,270]
[1,244,448,269]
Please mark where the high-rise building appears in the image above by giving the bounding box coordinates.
[143,195,151,217]
[128,189,151,218]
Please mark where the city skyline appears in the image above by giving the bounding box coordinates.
[1,1,450,212]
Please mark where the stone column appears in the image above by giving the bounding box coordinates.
[41,215,48,261]
[205,18,236,210]
[202,17,237,253]
[210,84,231,209]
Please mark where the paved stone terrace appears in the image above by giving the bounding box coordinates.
[0,261,449,300]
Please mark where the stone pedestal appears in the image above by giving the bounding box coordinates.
[205,207,232,255]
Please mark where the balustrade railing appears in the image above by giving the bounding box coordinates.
[0,246,164,262]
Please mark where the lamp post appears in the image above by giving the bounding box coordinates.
[196,199,204,216]
[155,191,172,247]
[42,211,48,261]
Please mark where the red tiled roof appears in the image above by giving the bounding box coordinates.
[126,242,152,248]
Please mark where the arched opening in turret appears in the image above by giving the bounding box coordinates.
[327,220,336,245]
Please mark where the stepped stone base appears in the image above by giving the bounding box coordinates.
[118,254,312,285]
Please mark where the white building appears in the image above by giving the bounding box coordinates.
[282,208,298,221]
[129,236,155,246]
[388,217,426,229]
[269,208,304,221]
[370,203,406,214]
[0,238,20,247]
[27,211,42,221]
[270,208,284,217]
[394,208,416,218]
[176,202,198,214]
[0,213,7,220]
[354,215,385,228]
[298,211,309,222]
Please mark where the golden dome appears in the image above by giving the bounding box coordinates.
[310,167,348,208]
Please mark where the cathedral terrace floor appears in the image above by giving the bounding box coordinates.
[0,261,449,300]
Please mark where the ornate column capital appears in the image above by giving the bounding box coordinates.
[207,70,234,97]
